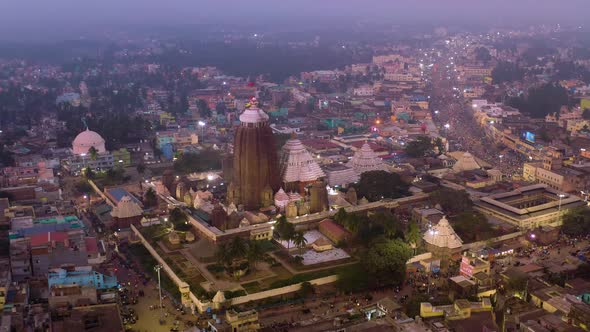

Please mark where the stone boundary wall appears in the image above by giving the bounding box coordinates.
[229,275,339,306]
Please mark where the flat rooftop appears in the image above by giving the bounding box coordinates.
[475,184,585,219]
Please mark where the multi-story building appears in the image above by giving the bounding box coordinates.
[475,184,586,229]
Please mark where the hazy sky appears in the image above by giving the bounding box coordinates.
[0,0,588,40]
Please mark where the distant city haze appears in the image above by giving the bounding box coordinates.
[0,0,589,40]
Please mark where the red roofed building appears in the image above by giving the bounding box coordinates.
[30,231,69,247]
[318,219,351,244]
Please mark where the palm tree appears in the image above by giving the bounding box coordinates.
[215,243,232,269]
[144,188,157,207]
[282,223,295,250]
[292,231,308,255]
[345,214,361,234]
[88,146,98,161]
[246,240,264,270]
[229,237,247,262]
[405,221,421,255]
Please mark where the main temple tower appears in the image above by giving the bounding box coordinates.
[228,98,280,210]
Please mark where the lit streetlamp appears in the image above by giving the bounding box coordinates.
[198,121,206,141]
[154,264,164,322]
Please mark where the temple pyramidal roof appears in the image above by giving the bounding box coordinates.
[452,152,482,173]
[347,142,388,175]
[280,137,325,183]
[423,216,463,249]
[111,196,143,219]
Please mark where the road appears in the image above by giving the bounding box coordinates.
[429,49,525,178]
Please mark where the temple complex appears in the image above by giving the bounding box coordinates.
[228,98,280,210]
[347,142,388,176]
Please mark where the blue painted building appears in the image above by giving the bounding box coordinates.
[48,267,118,290]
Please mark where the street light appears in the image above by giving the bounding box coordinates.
[444,123,450,129]
[154,265,164,322]
[198,121,206,141]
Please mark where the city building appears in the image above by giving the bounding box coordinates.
[207,309,260,332]
[475,184,586,229]
[63,128,114,173]
[48,266,118,290]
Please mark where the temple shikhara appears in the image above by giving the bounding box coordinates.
[227,98,280,210]
[347,142,388,176]
[226,98,329,215]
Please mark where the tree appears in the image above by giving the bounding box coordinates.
[136,163,146,175]
[173,150,222,174]
[451,211,493,242]
[434,137,445,155]
[353,170,409,202]
[583,109,590,120]
[430,188,473,216]
[298,281,315,298]
[229,237,247,261]
[292,231,308,255]
[506,270,528,296]
[88,146,98,160]
[275,215,296,249]
[215,243,232,268]
[405,221,421,254]
[83,167,95,179]
[144,188,158,207]
[74,181,93,195]
[169,207,191,231]
[337,264,369,293]
[492,61,525,84]
[197,99,211,118]
[562,208,590,236]
[344,213,362,234]
[334,208,348,225]
[405,136,433,158]
[246,240,264,270]
[363,239,412,287]
[507,83,569,118]
[474,47,492,62]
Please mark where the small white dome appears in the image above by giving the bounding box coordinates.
[72,129,106,155]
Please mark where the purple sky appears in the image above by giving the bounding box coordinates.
[0,0,588,39]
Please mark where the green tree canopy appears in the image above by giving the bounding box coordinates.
[405,221,421,247]
[353,170,409,202]
[430,188,473,216]
[451,211,494,242]
[169,207,191,231]
[363,238,411,287]
[506,83,569,118]
[562,208,590,236]
[474,47,492,62]
[492,61,525,84]
[173,149,222,174]
[405,136,433,158]
[144,187,158,207]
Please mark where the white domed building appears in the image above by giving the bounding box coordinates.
[72,129,107,156]
[65,128,115,174]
